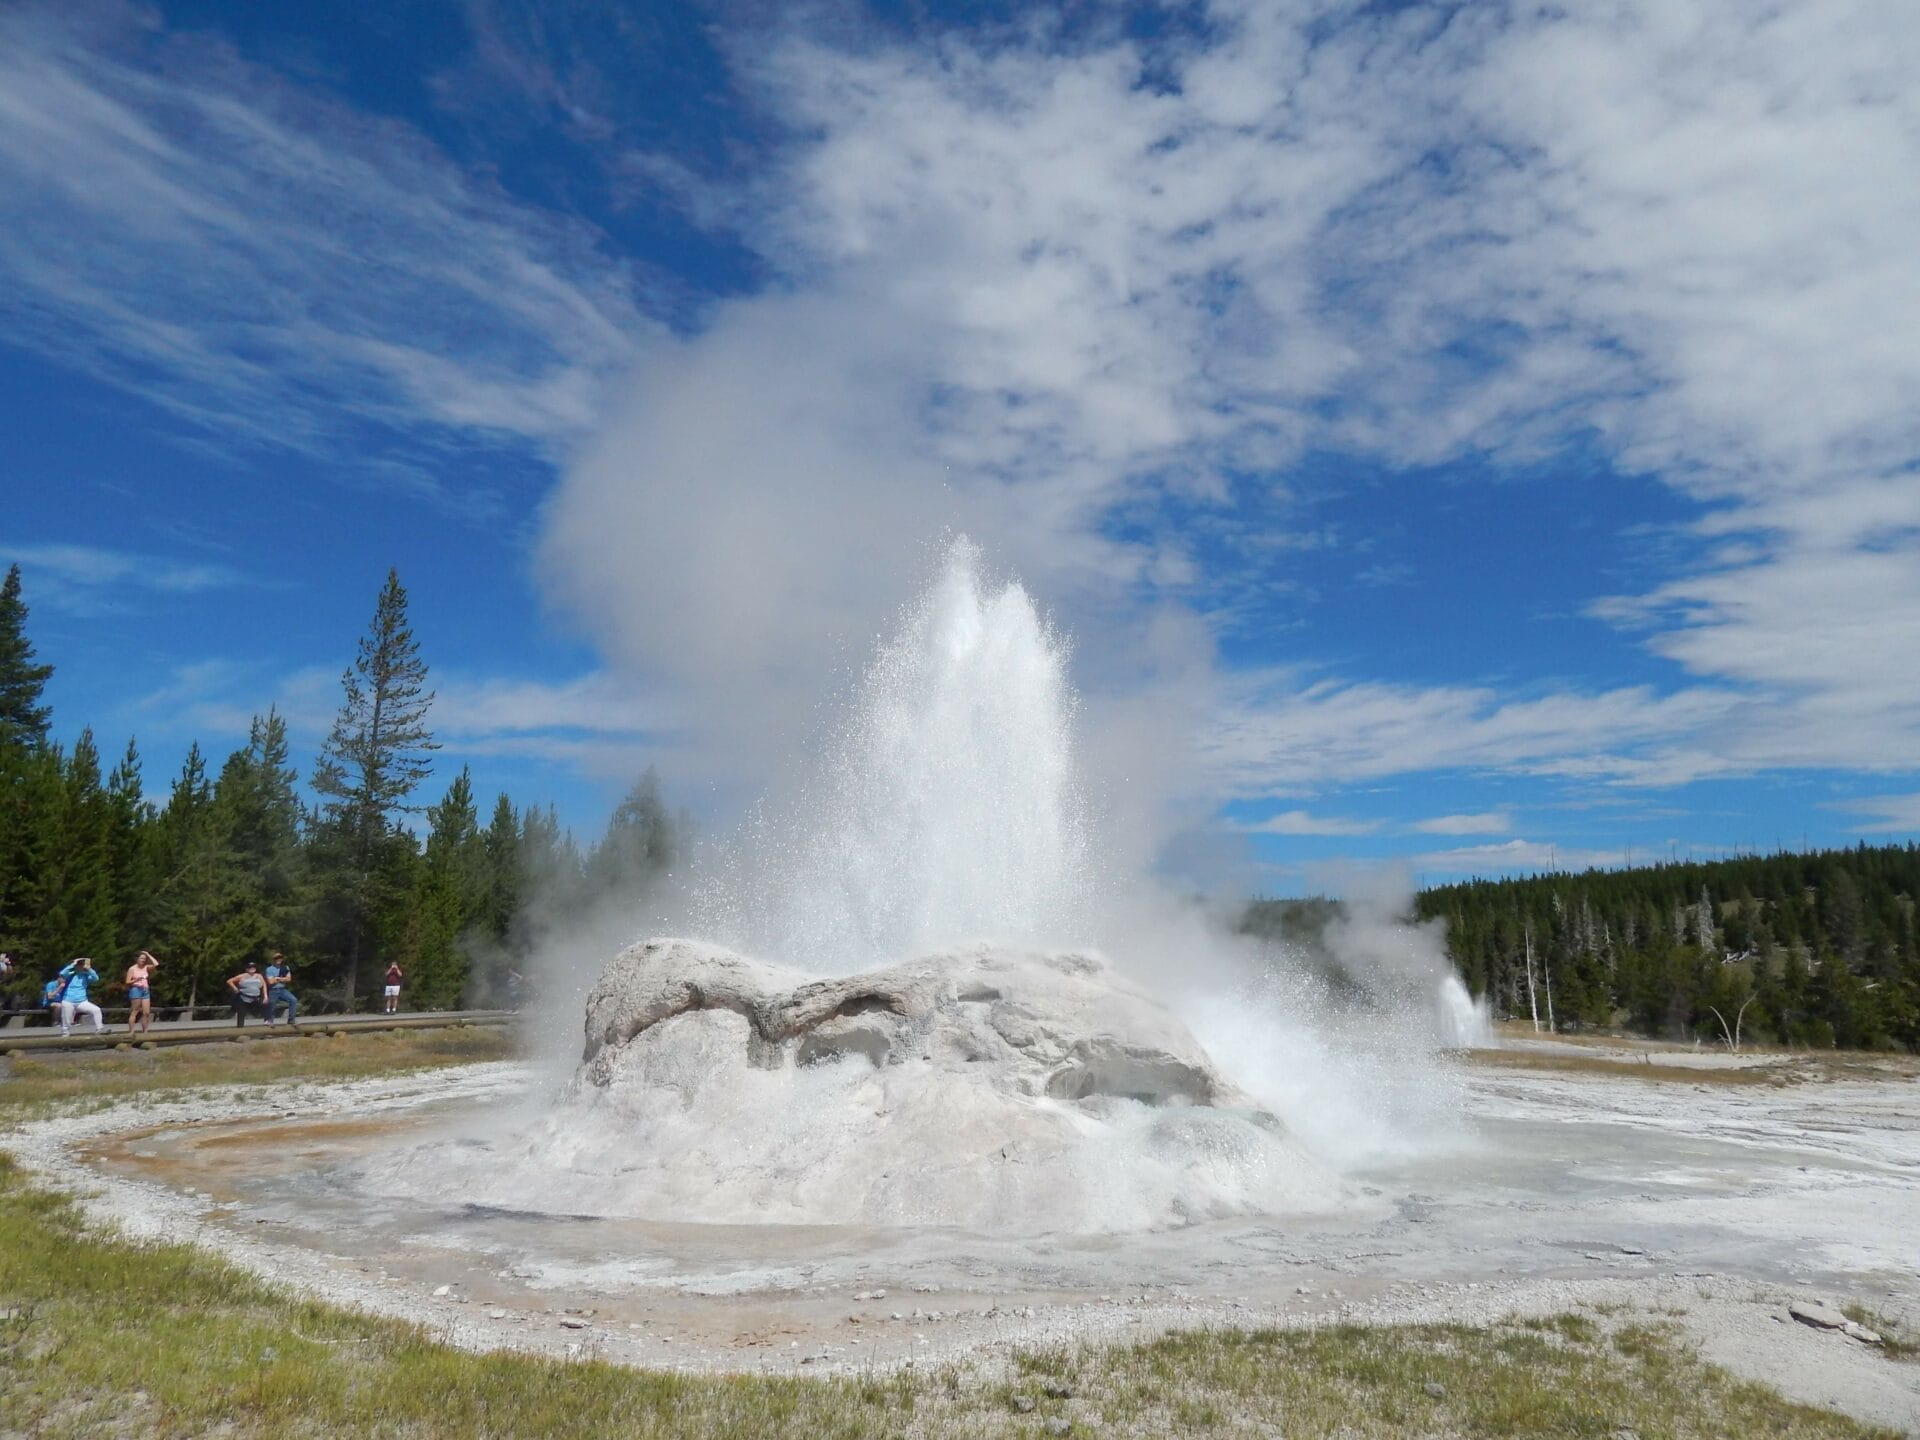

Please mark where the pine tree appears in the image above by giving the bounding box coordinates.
[153,743,228,1006]
[222,711,307,953]
[195,719,307,982]
[312,570,438,1005]
[0,743,63,971]
[107,736,161,957]
[31,730,118,967]
[587,766,678,897]
[479,793,520,943]
[0,563,54,751]
[398,767,485,1009]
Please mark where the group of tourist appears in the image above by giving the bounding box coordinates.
[1,949,408,1036]
[225,953,301,1028]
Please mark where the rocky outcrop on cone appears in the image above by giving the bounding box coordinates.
[481,937,1351,1233]
[581,938,1243,1110]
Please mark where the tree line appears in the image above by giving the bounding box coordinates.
[1414,846,1920,1050]
[0,564,683,1014]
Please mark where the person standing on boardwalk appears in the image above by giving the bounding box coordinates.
[382,961,404,1013]
[123,950,160,1034]
[54,957,106,1038]
[226,961,269,1026]
[263,952,298,1027]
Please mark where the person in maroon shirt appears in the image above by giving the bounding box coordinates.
[382,961,404,1014]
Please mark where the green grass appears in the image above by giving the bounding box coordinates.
[0,1025,518,1121]
[0,1038,1902,1437]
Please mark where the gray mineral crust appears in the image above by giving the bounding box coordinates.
[548,937,1347,1232]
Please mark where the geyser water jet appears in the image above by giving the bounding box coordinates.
[701,535,1095,972]
[378,535,1483,1231]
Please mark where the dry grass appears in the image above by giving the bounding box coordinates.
[1469,1043,1920,1087]
[1489,1021,1920,1069]
[0,1034,1902,1437]
[0,1025,518,1121]
[1842,1303,1920,1363]
[0,1150,1898,1438]
[1465,1046,1782,1086]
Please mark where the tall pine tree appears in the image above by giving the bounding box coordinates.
[0,563,53,751]
[31,731,119,966]
[312,570,437,1005]
[153,743,228,1006]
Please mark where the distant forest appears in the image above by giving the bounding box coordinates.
[1413,847,1920,1050]
[0,564,682,1014]
[9,559,1917,1045]
[1247,847,1920,1051]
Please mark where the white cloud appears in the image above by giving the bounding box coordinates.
[1204,673,1740,793]
[0,3,654,474]
[540,0,1920,808]
[4,541,247,604]
[1410,812,1512,837]
[137,663,339,746]
[11,0,1920,820]
[132,663,673,784]
[433,673,677,742]
[1238,809,1379,838]
[1828,793,1920,836]
[1593,534,1920,775]
[1413,838,1624,878]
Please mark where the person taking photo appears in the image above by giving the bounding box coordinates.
[54,957,106,1038]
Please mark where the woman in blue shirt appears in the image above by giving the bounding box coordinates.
[54,957,106,1037]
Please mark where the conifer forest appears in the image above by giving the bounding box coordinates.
[0,563,682,1014]
[5,557,1916,1046]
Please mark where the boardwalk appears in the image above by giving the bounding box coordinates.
[0,1009,513,1055]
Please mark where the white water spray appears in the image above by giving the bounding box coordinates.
[1439,974,1494,1049]
[393,535,1488,1231]
[704,537,1096,972]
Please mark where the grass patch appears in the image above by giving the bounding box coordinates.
[0,1152,1899,1439]
[1466,1047,1779,1085]
[0,1025,518,1122]
[0,1038,1900,1436]
[1842,1303,1920,1363]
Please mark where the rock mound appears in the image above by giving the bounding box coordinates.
[522,938,1345,1233]
[582,938,1240,1109]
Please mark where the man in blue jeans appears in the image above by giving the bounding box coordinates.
[264,952,298,1027]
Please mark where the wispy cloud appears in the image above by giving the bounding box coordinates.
[1410,812,1512,837]
[1828,793,1920,835]
[0,3,655,476]
[1203,674,1740,794]
[4,540,251,616]
[539,0,1920,809]
[434,673,677,745]
[1413,838,1623,878]
[136,663,675,785]
[11,0,1920,828]
[1238,809,1380,838]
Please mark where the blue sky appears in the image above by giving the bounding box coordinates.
[4,0,1919,890]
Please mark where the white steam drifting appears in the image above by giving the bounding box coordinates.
[394,537,1485,1232]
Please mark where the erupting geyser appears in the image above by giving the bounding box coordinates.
[391,538,1473,1233]
[706,534,1095,972]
